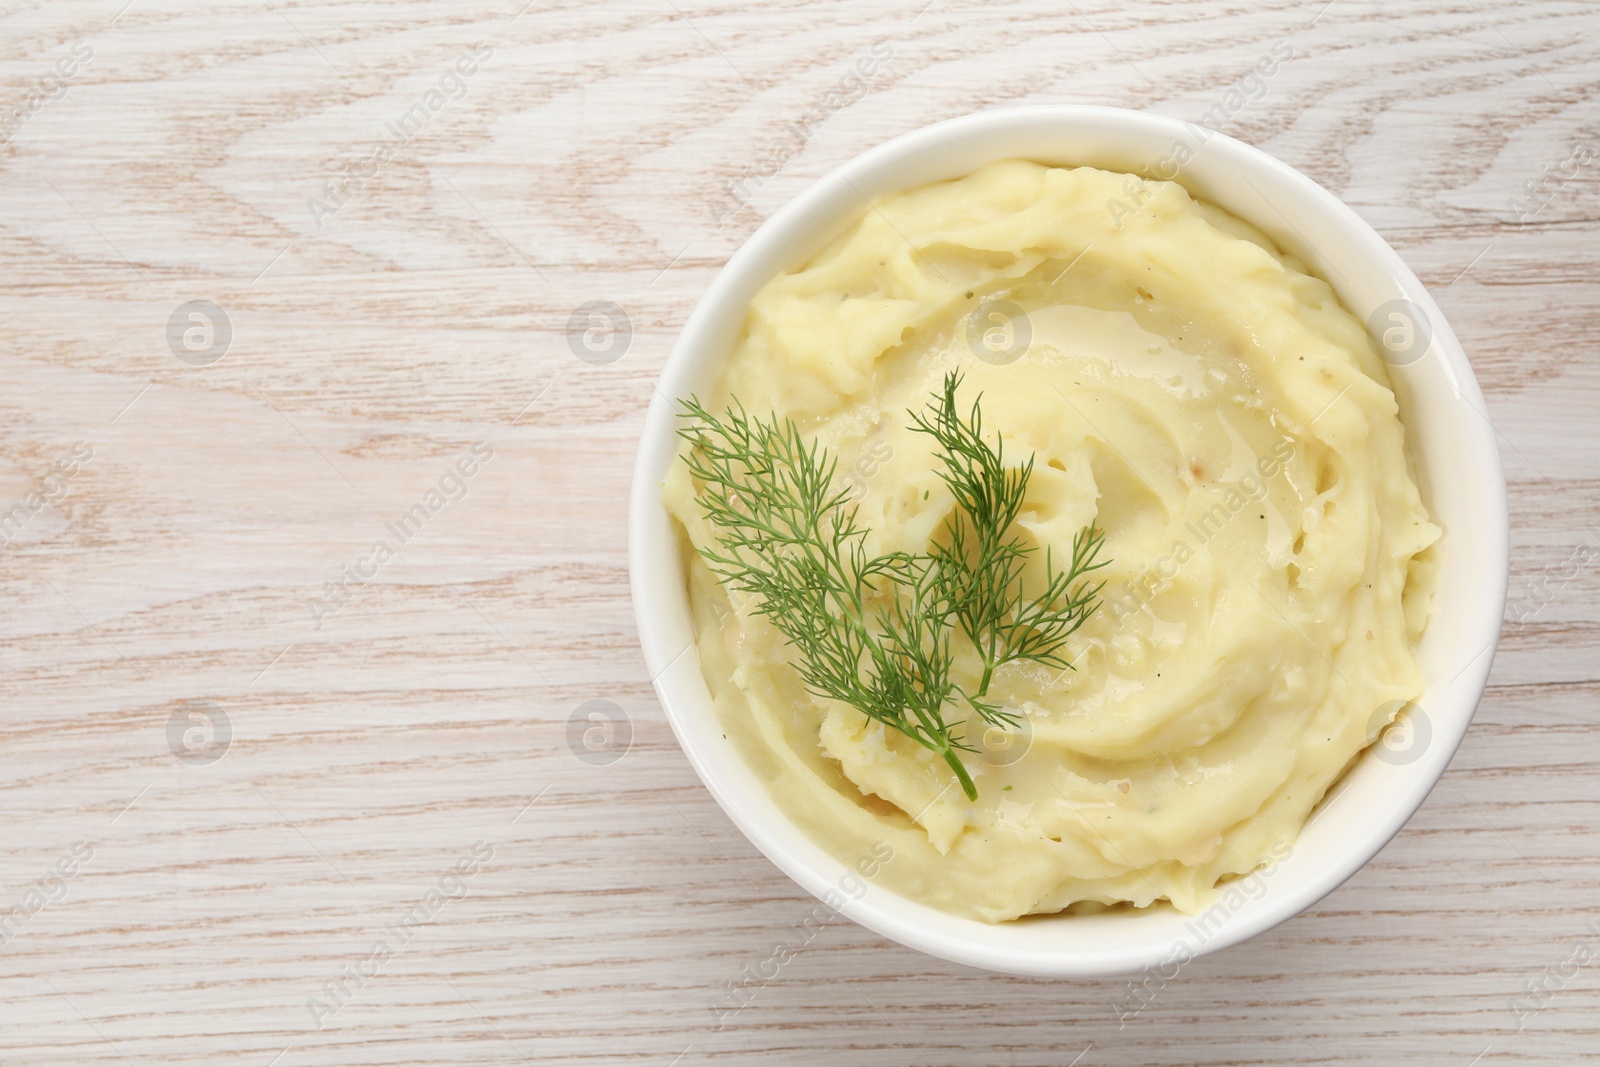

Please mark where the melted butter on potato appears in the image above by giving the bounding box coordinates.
[663,160,1440,921]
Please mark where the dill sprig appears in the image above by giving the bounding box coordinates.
[910,374,1109,703]
[677,372,1107,801]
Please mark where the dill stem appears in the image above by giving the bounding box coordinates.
[941,745,978,801]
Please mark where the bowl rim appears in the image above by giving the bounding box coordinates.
[628,104,1509,977]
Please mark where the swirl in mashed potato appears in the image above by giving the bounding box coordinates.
[662,160,1440,921]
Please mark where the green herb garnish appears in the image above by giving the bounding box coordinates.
[678,372,1108,800]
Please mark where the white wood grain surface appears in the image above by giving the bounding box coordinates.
[1,0,1597,1063]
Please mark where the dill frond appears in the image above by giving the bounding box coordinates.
[678,372,1107,801]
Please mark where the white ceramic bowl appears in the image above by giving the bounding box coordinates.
[629,106,1508,977]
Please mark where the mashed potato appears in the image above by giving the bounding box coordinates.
[662,160,1439,921]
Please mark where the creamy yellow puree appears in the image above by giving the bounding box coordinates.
[663,160,1439,921]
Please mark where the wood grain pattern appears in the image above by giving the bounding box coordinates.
[1,0,1597,1063]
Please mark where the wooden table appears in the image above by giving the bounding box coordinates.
[1,1,1595,1063]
